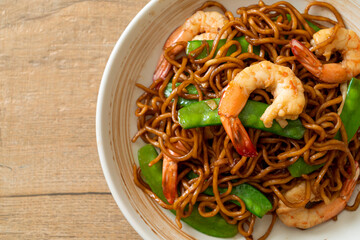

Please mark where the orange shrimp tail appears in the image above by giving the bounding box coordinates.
[221,116,258,157]
[153,54,172,82]
[162,155,178,204]
[153,26,187,82]
[290,39,323,78]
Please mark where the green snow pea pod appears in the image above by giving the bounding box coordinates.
[287,158,324,178]
[178,98,305,140]
[187,172,272,218]
[138,144,237,238]
[334,77,360,142]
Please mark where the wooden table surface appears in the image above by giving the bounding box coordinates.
[1,0,150,239]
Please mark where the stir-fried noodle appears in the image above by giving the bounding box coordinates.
[132,1,360,238]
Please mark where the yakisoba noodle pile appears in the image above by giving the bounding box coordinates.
[132,1,360,239]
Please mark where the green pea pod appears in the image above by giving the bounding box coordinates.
[304,20,321,32]
[164,82,199,107]
[228,184,272,218]
[288,77,360,177]
[287,158,324,178]
[138,145,164,196]
[138,144,237,238]
[186,36,260,60]
[187,172,272,218]
[335,77,360,141]
[178,98,305,140]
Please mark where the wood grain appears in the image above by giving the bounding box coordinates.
[1,194,141,240]
[0,0,149,239]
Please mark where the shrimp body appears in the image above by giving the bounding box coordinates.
[291,27,360,83]
[192,32,218,41]
[218,61,305,157]
[153,11,228,81]
[276,163,359,229]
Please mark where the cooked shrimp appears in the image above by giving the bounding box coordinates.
[276,163,359,229]
[153,11,228,81]
[291,27,360,83]
[192,32,218,41]
[218,61,305,157]
[162,142,186,204]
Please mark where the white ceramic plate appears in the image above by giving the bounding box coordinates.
[96,0,360,239]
